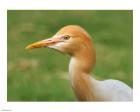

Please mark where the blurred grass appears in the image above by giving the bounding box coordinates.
[7,10,133,101]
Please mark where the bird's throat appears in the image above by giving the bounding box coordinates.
[69,49,96,101]
[69,59,96,101]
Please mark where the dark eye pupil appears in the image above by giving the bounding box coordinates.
[64,35,70,40]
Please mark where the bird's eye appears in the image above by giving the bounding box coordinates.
[64,35,70,40]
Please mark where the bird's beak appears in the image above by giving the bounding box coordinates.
[25,37,62,50]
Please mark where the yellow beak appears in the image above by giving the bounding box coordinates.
[25,37,62,50]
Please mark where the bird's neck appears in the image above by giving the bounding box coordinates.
[69,47,96,100]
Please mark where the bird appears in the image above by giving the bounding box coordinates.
[26,25,133,101]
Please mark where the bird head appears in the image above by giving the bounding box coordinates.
[26,25,94,56]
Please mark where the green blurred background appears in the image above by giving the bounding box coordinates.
[7,10,133,101]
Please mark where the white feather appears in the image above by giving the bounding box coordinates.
[90,77,133,101]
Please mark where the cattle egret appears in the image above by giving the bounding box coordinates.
[26,25,132,101]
